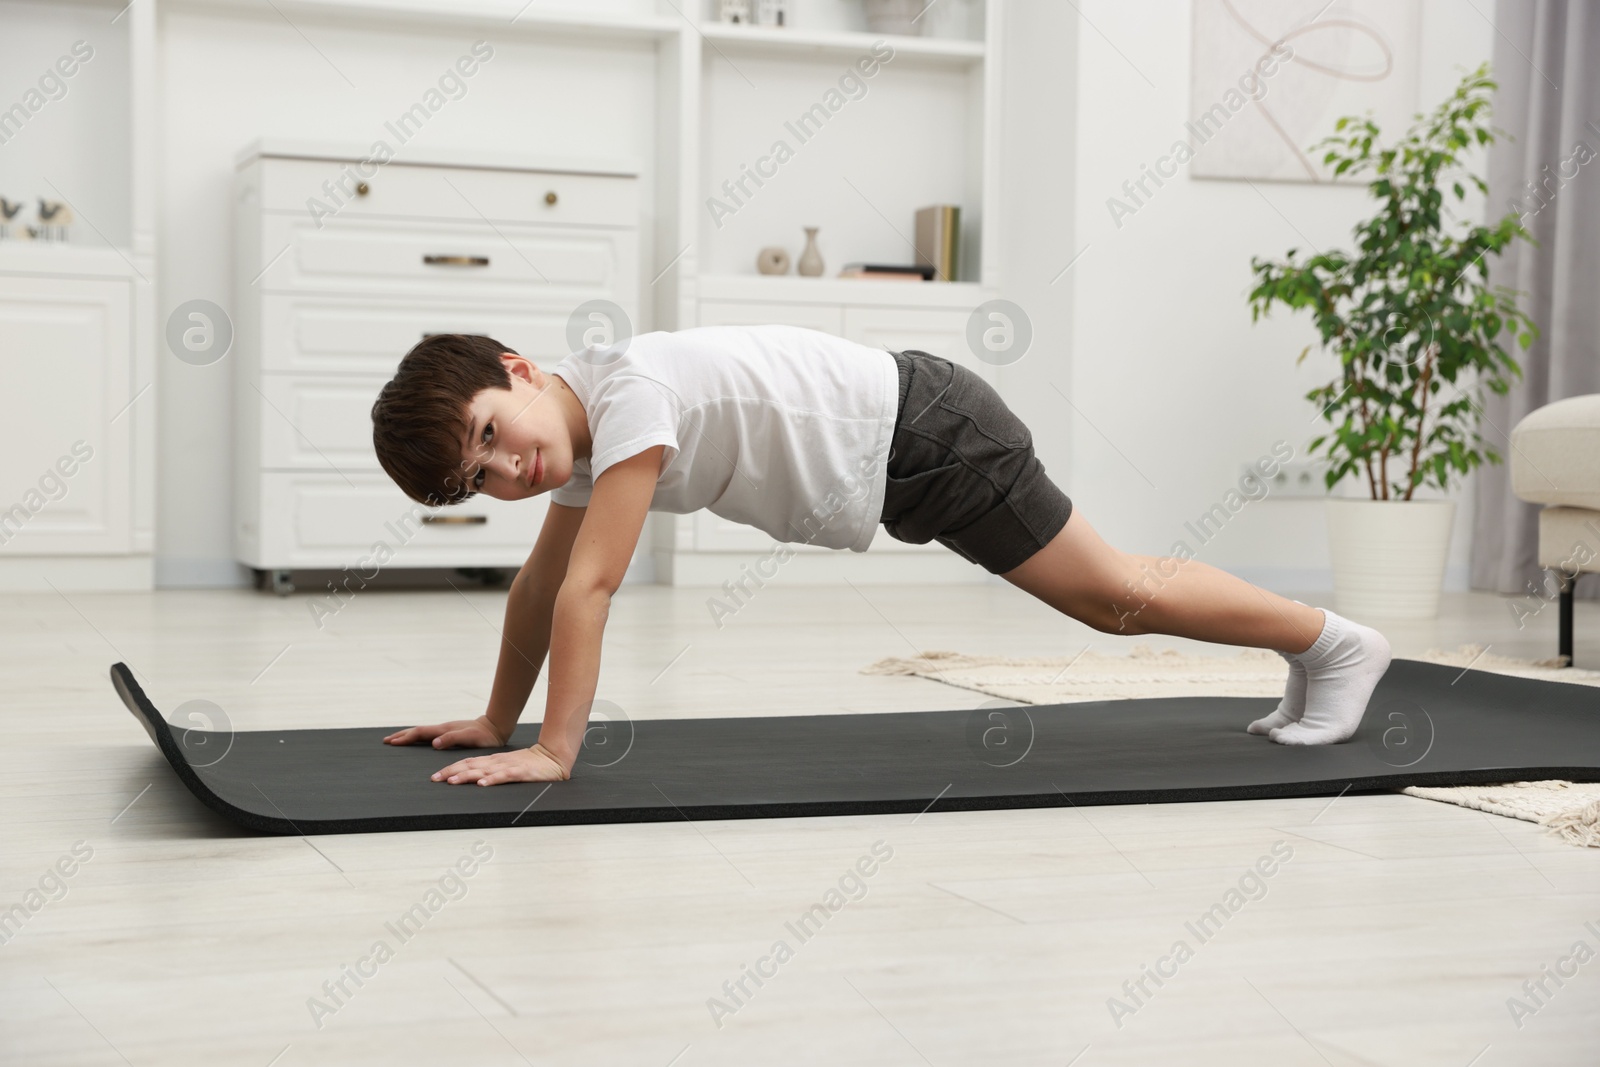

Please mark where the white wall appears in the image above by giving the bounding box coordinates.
[1043,0,1496,592]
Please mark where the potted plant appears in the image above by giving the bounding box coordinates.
[1248,64,1538,619]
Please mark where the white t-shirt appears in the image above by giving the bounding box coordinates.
[548,324,899,553]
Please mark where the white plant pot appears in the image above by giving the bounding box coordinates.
[1325,499,1456,620]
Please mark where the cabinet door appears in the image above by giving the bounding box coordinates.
[693,509,829,553]
[0,276,131,554]
[842,307,997,386]
[698,300,843,335]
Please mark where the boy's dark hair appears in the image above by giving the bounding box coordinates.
[371,334,515,506]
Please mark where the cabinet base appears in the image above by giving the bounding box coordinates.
[0,555,154,592]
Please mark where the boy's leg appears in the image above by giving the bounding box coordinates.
[1000,507,1322,652]
[1000,508,1391,744]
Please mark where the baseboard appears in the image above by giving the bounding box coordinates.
[654,548,994,587]
[1229,563,1472,595]
[152,555,659,590]
[155,556,255,588]
[0,555,154,591]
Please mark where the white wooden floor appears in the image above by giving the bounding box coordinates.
[3,577,1598,1065]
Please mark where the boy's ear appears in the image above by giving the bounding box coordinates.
[500,352,536,384]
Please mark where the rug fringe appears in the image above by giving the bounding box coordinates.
[1542,797,1600,847]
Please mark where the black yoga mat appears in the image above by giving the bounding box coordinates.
[111,659,1600,836]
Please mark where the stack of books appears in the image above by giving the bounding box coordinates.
[914,204,959,282]
[834,203,961,282]
[837,263,935,281]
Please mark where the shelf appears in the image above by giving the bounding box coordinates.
[697,273,985,307]
[698,22,985,65]
[233,137,642,177]
[168,0,680,43]
[0,242,149,280]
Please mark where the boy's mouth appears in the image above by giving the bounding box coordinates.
[527,451,542,487]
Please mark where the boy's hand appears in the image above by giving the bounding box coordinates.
[431,743,571,786]
[382,716,506,749]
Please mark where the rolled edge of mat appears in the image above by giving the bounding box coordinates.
[109,663,298,837]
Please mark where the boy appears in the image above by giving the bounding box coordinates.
[371,327,1391,786]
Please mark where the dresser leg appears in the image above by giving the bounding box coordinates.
[1559,572,1575,668]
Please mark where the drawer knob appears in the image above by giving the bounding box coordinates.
[355,182,370,196]
[545,191,558,206]
[422,514,489,525]
[423,255,490,268]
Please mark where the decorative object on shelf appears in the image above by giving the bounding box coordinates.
[797,226,823,276]
[756,0,789,27]
[0,196,26,241]
[32,198,72,243]
[914,204,960,281]
[838,262,934,281]
[755,246,790,274]
[862,0,925,35]
[1247,66,1536,619]
[718,0,753,24]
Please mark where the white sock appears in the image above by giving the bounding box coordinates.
[1247,650,1307,734]
[1270,608,1393,746]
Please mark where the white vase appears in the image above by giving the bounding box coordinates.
[1325,499,1456,620]
[797,226,823,276]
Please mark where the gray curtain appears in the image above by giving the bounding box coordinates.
[1470,0,1600,598]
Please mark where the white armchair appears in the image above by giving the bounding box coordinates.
[1509,394,1600,666]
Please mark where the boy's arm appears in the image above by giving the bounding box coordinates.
[432,445,665,786]
[384,499,585,750]
[534,445,665,767]
[479,500,590,739]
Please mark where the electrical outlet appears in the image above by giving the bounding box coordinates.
[1246,460,1333,498]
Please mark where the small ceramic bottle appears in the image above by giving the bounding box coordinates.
[797,226,823,276]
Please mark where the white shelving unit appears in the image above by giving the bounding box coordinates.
[659,0,1003,585]
[0,0,158,590]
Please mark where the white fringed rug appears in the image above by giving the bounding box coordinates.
[860,644,1600,847]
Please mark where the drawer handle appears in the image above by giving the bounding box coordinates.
[423,255,490,267]
[545,191,558,206]
[422,515,488,526]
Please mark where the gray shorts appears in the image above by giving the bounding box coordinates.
[880,349,1073,574]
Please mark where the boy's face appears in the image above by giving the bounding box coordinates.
[456,353,572,501]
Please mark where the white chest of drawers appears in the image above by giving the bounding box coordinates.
[232,143,639,593]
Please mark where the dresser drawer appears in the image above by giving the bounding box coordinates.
[251,157,638,228]
[253,472,547,567]
[259,295,592,375]
[254,367,565,471]
[253,214,638,302]
[256,375,383,471]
